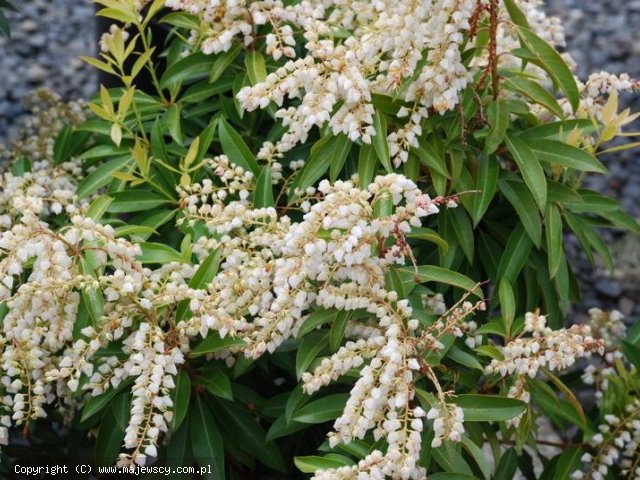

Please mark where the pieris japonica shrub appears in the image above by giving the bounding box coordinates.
[1,0,640,478]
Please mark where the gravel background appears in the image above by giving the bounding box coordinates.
[0,0,639,318]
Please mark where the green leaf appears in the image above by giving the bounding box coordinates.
[10,157,31,176]
[210,45,242,83]
[399,266,483,299]
[95,400,126,467]
[296,331,329,379]
[266,413,307,441]
[527,139,607,174]
[450,208,474,262]
[472,155,499,226]
[407,228,449,253]
[81,388,120,423]
[504,78,563,118]
[298,309,340,338]
[53,125,74,165]
[462,435,491,480]
[496,223,533,284]
[358,144,378,187]
[76,156,130,198]
[244,51,267,85]
[86,195,114,221]
[515,27,580,112]
[254,166,274,208]
[190,250,222,289]
[165,104,183,145]
[429,474,477,480]
[106,191,169,213]
[218,118,259,175]
[505,134,547,212]
[621,340,640,371]
[171,371,191,431]
[545,203,563,278]
[294,455,353,474]
[197,370,233,401]
[191,333,246,358]
[413,143,449,177]
[498,178,542,247]
[160,51,215,89]
[216,400,286,472]
[372,111,392,172]
[330,311,352,351]
[448,346,484,371]
[551,448,582,480]
[290,135,352,198]
[485,100,510,155]
[191,396,225,480]
[113,225,157,238]
[292,394,349,424]
[454,395,526,422]
[493,448,518,480]
[138,242,184,264]
[499,280,516,328]
[504,0,530,27]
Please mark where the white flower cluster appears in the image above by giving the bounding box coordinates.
[179,171,468,478]
[573,399,640,480]
[0,90,87,228]
[10,166,461,469]
[588,307,627,350]
[427,403,465,447]
[235,0,480,164]
[485,312,604,379]
[582,308,628,399]
[165,0,321,58]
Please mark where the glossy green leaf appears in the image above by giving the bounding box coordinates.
[217,400,286,472]
[197,370,233,401]
[254,166,274,208]
[527,139,607,174]
[505,134,547,212]
[86,195,114,220]
[545,203,563,278]
[516,27,580,111]
[106,191,169,213]
[329,311,352,352]
[485,100,510,155]
[191,333,246,357]
[76,156,130,198]
[358,144,378,187]
[504,78,563,118]
[400,266,483,299]
[191,396,225,480]
[292,394,349,424]
[372,111,392,173]
[472,155,499,226]
[290,135,351,198]
[171,371,191,431]
[296,331,329,379]
[218,118,259,175]
[138,242,184,264]
[295,455,353,473]
[499,280,516,328]
[454,395,526,422]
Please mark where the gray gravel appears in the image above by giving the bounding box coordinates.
[0,0,638,317]
[0,0,96,141]
[546,0,640,320]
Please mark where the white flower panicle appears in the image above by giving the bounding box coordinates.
[485,312,604,379]
[427,403,465,447]
[573,399,640,480]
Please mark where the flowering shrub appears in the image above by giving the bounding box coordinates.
[1,0,640,478]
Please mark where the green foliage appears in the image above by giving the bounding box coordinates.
[2,1,640,479]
